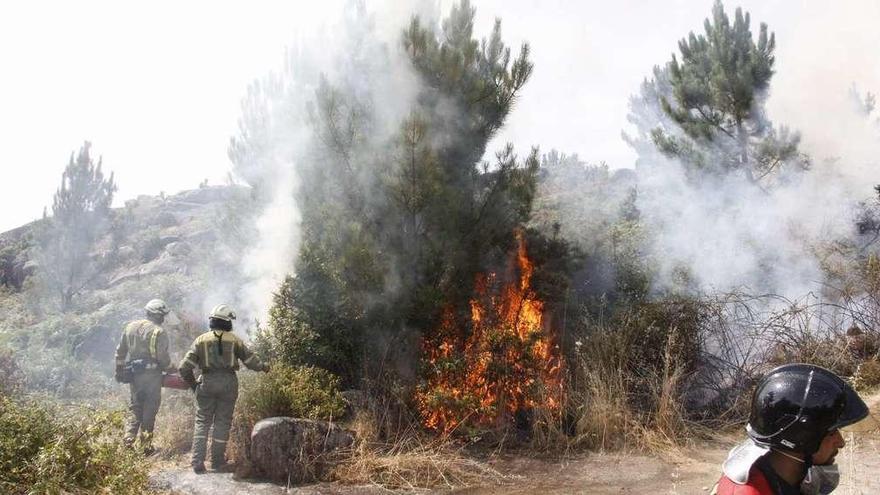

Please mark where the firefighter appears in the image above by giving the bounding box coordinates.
[179,304,270,473]
[712,364,870,495]
[114,298,173,454]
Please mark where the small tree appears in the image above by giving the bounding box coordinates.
[39,142,116,310]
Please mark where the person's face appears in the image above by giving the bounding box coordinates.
[812,429,845,465]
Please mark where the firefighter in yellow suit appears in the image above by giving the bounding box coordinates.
[179,304,269,473]
[114,298,172,454]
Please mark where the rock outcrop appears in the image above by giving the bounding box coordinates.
[249,417,354,484]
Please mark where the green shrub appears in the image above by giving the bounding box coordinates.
[238,364,345,421]
[230,365,346,463]
[0,346,24,398]
[0,397,148,494]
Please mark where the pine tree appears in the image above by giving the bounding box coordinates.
[39,142,116,310]
[651,0,807,184]
[239,0,540,384]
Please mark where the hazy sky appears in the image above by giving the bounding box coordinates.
[1,0,877,232]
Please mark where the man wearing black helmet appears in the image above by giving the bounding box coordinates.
[712,363,870,495]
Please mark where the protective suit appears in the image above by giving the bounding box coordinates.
[114,299,172,452]
[179,304,269,472]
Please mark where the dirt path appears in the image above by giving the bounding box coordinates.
[455,448,728,494]
[152,393,880,494]
[151,447,729,494]
[152,437,879,495]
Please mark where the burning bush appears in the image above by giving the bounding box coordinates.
[417,231,563,434]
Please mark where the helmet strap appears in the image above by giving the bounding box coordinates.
[212,331,223,355]
[771,448,805,464]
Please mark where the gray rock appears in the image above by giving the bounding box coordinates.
[173,186,232,205]
[165,241,192,257]
[108,251,187,286]
[22,259,39,273]
[116,245,136,261]
[156,211,179,227]
[159,234,182,245]
[185,229,218,244]
[250,417,355,484]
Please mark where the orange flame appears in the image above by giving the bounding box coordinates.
[417,230,564,433]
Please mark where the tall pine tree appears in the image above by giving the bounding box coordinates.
[38,142,116,310]
[235,0,539,384]
[649,0,807,184]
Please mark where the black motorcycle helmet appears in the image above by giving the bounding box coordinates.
[746,363,869,457]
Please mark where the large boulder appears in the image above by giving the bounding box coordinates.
[108,251,187,287]
[173,185,234,205]
[249,417,354,484]
[165,240,191,257]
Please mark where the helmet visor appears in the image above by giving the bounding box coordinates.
[836,386,873,432]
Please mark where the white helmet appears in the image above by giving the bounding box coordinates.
[209,304,236,322]
[144,299,170,316]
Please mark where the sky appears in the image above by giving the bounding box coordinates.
[1,0,878,233]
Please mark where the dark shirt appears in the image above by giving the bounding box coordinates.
[755,456,802,495]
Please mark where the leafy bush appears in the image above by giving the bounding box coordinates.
[229,365,346,463]
[263,273,362,385]
[0,346,24,398]
[0,397,148,494]
[238,364,345,421]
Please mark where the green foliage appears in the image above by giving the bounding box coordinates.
[247,1,542,385]
[530,151,650,308]
[0,398,148,494]
[0,347,24,398]
[0,235,31,291]
[262,275,357,380]
[644,1,807,184]
[238,364,346,421]
[36,141,117,310]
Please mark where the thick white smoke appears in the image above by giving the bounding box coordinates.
[636,155,867,298]
[238,165,300,325]
[631,3,880,300]
[228,1,427,326]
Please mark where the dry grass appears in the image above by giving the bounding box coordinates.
[152,391,195,459]
[552,302,711,455]
[853,359,880,391]
[329,404,507,491]
[332,435,506,490]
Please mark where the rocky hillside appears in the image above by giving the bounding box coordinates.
[0,185,253,399]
